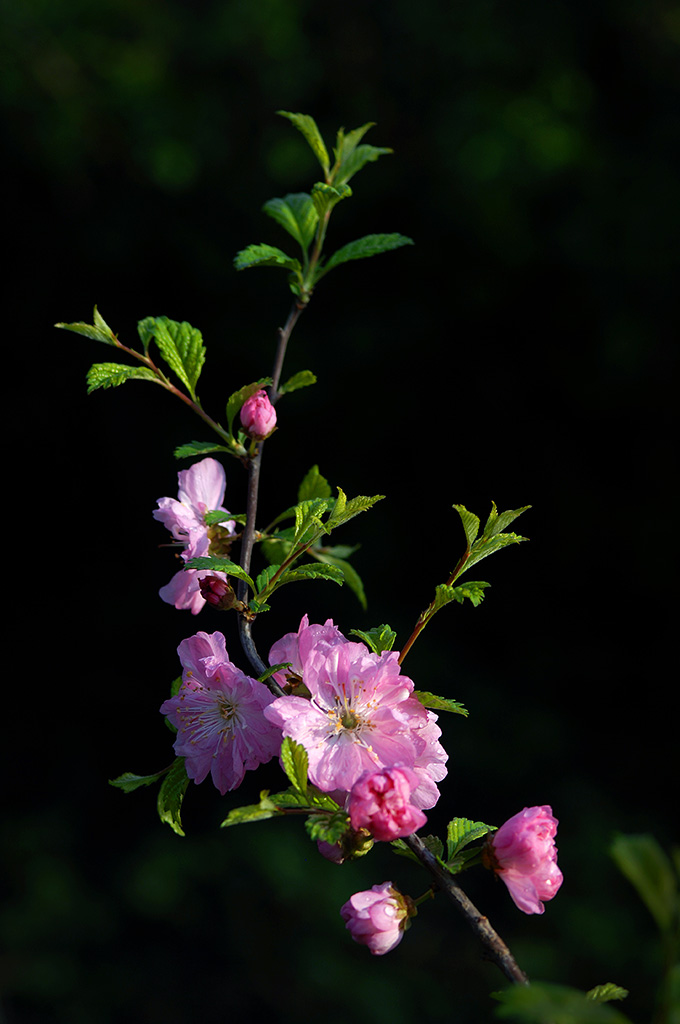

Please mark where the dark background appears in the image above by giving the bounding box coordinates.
[2,1,677,1022]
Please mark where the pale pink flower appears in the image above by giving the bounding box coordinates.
[263,641,447,800]
[348,767,427,841]
[340,882,414,955]
[153,457,236,614]
[240,389,277,439]
[484,805,564,915]
[268,613,347,689]
[160,631,281,794]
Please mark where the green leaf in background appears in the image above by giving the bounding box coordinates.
[109,769,167,793]
[586,985,630,1004]
[233,242,303,276]
[446,818,495,862]
[349,624,397,654]
[313,551,366,608]
[185,556,254,591]
[310,181,352,220]
[226,378,273,436]
[263,192,319,252]
[414,691,468,716]
[86,363,158,393]
[157,757,190,837]
[610,833,679,934]
[55,306,119,346]
[277,111,331,177]
[320,233,414,277]
[278,369,317,395]
[280,738,309,799]
[492,982,634,1023]
[137,316,206,400]
[298,464,332,501]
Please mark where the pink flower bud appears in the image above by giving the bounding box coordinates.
[340,882,414,955]
[348,767,427,842]
[240,389,277,440]
[483,805,563,915]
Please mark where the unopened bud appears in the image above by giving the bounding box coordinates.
[240,389,277,440]
[198,575,238,610]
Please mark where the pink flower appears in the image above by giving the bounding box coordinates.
[160,631,281,794]
[240,389,277,439]
[268,613,347,689]
[153,457,236,614]
[340,882,414,955]
[348,767,427,841]
[263,640,447,802]
[484,805,564,915]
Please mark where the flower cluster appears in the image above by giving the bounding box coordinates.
[153,458,236,614]
[483,805,563,915]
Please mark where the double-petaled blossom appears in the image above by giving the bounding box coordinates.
[153,457,236,614]
[483,805,564,915]
[348,766,427,841]
[160,631,281,794]
[240,389,277,440]
[263,618,447,806]
[340,882,415,955]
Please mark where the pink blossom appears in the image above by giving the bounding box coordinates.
[268,614,347,689]
[348,767,427,841]
[340,882,413,955]
[160,631,281,794]
[153,457,236,614]
[263,641,447,801]
[484,805,563,915]
[240,389,277,439]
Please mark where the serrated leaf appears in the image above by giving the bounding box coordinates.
[391,834,444,863]
[446,818,495,862]
[325,489,385,530]
[453,504,480,549]
[282,562,345,586]
[255,564,279,593]
[157,758,190,836]
[414,691,469,717]
[610,834,679,934]
[279,369,317,395]
[233,243,302,276]
[305,811,351,845]
[174,440,237,460]
[280,738,309,798]
[432,581,490,611]
[226,378,273,436]
[310,181,352,219]
[349,624,397,654]
[586,985,629,1004]
[86,363,158,393]
[483,501,532,539]
[293,498,331,544]
[185,556,254,590]
[263,193,319,252]
[320,233,414,277]
[298,464,332,501]
[335,143,394,184]
[109,769,166,793]
[277,111,330,176]
[463,532,527,575]
[137,317,206,400]
[492,982,635,1023]
[221,800,282,827]
[55,306,119,346]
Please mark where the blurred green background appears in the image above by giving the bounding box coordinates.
[2,1,677,1021]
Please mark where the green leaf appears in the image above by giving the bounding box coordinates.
[280,738,309,799]
[277,111,331,176]
[185,556,254,591]
[262,192,319,252]
[325,489,385,531]
[137,316,206,400]
[86,363,158,394]
[320,233,414,277]
[305,811,351,845]
[483,501,532,539]
[292,497,331,544]
[226,378,273,436]
[492,982,635,1023]
[331,122,394,184]
[221,796,283,827]
[391,834,445,863]
[313,552,366,609]
[432,581,490,611]
[255,564,279,593]
[109,769,166,793]
[453,504,481,549]
[233,243,302,277]
[298,464,332,501]
[610,834,679,934]
[311,181,352,220]
[414,691,469,717]
[279,369,317,395]
[446,818,496,862]
[157,758,190,837]
[174,440,238,460]
[586,985,630,1004]
[349,624,397,654]
[281,562,345,586]
[55,305,119,346]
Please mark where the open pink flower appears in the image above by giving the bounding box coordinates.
[484,805,563,914]
[340,882,414,955]
[348,767,427,841]
[263,641,447,801]
[160,631,281,794]
[268,613,347,689]
[153,458,236,614]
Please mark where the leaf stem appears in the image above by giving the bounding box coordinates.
[403,834,529,986]
[398,550,470,665]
